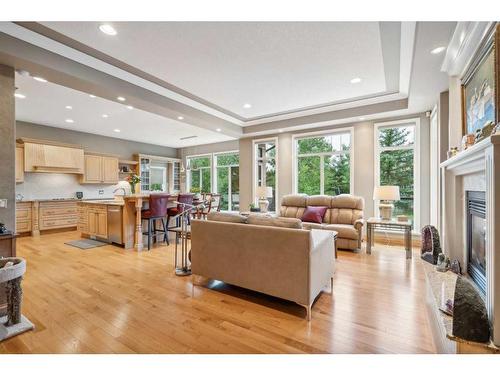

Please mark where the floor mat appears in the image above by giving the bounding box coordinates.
[65,239,108,249]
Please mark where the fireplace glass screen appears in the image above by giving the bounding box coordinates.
[467,191,486,294]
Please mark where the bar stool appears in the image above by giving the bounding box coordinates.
[167,193,194,231]
[142,193,170,250]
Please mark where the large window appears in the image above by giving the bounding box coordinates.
[254,140,277,212]
[375,119,420,229]
[187,155,211,193]
[294,130,352,195]
[214,152,240,211]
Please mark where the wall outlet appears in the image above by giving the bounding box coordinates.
[0,199,7,208]
[98,190,104,195]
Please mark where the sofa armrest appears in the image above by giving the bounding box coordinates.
[354,218,364,231]
[308,229,335,305]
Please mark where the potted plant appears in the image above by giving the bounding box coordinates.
[190,187,202,199]
[125,174,141,194]
[249,203,260,212]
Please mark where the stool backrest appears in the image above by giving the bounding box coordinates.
[149,193,170,217]
[177,193,194,213]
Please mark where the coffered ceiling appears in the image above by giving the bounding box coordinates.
[0,21,457,145]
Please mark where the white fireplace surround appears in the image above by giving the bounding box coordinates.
[441,134,500,346]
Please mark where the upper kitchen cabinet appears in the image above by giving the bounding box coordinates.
[15,145,24,183]
[19,138,84,174]
[81,153,119,184]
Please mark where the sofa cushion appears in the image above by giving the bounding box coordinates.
[301,206,328,224]
[207,211,247,223]
[322,224,359,240]
[280,206,306,219]
[306,195,333,208]
[331,194,364,210]
[281,194,307,207]
[301,222,324,230]
[247,215,302,229]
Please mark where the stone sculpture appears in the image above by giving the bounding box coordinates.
[421,225,442,265]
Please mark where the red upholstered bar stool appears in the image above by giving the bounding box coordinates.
[141,193,170,250]
[167,193,194,232]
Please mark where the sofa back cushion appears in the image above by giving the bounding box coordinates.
[301,206,328,224]
[280,193,364,225]
[247,214,302,229]
[207,211,247,224]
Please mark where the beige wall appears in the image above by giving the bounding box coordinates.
[0,65,15,230]
[448,76,463,149]
[17,121,178,159]
[180,112,431,229]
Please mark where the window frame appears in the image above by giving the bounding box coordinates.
[292,127,354,195]
[213,150,240,212]
[374,118,421,231]
[186,153,212,193]
[252,137,279,211]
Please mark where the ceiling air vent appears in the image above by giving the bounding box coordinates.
[180,135,198,140]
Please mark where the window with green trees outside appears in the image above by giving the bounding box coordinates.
[215,152,239,211]
[376,125,416,225]
[295,131,351,196]
[187,156,211,193]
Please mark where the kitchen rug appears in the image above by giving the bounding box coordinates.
[65,239,108,249]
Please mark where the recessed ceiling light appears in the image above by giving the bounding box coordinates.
[33,76,47,83]
[243,103,252,109]
[113,129,121,133]
[89,94,96,98]
[358,117,365,121]
[65,105,72,110]
[14,93,26,99]
[99,24,117,36]
[279,129,283,133]
[431,46,446,55]
[177,116,184,120]
[216,128,221,132]
[102,114,109,118]
[117,96,126,102]
[65,119,74,124]
[126,105,134,110]
[350,77,362,84]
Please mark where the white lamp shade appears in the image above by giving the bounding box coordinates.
[256,186,273,198]
[373,185,400,201]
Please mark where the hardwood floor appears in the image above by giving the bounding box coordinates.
[0,231,435,354]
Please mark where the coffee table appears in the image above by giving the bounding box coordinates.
[366,217,412,259]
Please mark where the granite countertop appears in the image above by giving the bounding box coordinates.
[422,261,500,352]
[16,197,116,203]
[80,199,124,206]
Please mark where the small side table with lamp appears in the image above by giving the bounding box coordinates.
[369,185,413,259]
[256,186,273,213]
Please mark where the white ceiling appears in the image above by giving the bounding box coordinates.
[14,73,233,148]
[40,22,388,119]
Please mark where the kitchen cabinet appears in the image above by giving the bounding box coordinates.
[15,202,32,234]
[39,201,78,230]
[81,154,119,184]
[84,205,108,239]
[19,138,84,174]
[16,146,24,183]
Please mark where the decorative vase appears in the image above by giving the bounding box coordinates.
[130,183,136,194]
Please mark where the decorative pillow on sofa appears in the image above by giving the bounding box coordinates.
[301,206,328,224]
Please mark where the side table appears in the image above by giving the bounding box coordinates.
[366,217,412,259]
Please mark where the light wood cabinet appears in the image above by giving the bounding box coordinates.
[15,202,32,234]
[39,201,78,230]
[84,205,108,239]
[81,154,119,184]
[16,146,24,183]
[20,138,84,174]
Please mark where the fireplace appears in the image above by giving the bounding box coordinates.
[466,191,486,295]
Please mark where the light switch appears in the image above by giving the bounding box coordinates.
[0,199,7,208]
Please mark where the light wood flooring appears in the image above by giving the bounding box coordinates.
[0,231,435,354]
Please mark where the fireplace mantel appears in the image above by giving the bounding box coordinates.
[440,134,500,346]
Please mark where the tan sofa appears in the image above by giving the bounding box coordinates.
[190,213,335,320]
[279,194,364,250]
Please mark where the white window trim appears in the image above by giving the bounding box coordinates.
[186,153,212,193]
[213,150,240,212]
[252,137,279,209]
[374,118,421,232]
[292,127,354,195]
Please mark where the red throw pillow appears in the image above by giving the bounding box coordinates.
[301,206,328,224]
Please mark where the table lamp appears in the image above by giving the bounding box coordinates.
[256,186,273,212]
[373,185,400,220]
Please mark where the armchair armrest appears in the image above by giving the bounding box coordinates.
[354,218,364,231]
